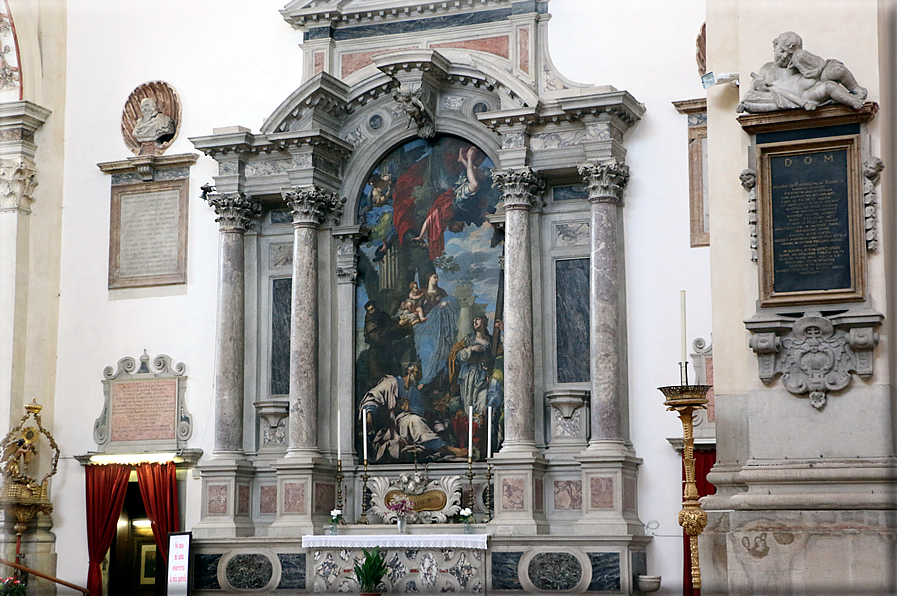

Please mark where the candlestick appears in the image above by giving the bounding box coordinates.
[358,459,370,524]
[485,462,494,521]
[487,406,493,459]
[335,459,344,511]
[468,405,474,458]
[680,290,688,385]
[337,409,341,462]
[362,410,369,462]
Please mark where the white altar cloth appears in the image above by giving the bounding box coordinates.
[301,534,488,550]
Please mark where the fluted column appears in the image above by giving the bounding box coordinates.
[203,187,261,454]
[491,168,544,452]
[284,186,344,457]
[579,160,629,447]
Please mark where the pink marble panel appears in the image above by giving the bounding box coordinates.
[623,477,637,511]
[284,482,306,514]
[431,36,509,59]
[260,485,277,514]
[341,46,417,78]
[237,484,250,515]
[518,27,530,73]
[207,484,228,515]
[502,478,525,510]
[553,480,582,511]
[534,478,543,512]
[314,482,335,514]
[590,477,614,510]
[314,51,324,74]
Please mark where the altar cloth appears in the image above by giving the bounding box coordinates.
[301,533,488,550]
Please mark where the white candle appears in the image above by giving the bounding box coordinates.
[468,405,474,458]
[337,409,341,462]
[362,409,368,462]
[680,290,687,366]
[487,406,493,459]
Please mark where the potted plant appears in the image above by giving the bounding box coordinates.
[0,576,26,596]
[353,546,387,596]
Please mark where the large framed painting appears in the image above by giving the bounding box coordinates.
[355,135,504,464]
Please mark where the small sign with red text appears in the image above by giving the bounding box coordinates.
[167,532,191,595]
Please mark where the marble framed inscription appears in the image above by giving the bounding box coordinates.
[109,178,188,289]
[758,135,864,306]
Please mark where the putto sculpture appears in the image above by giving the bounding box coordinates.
[737,32,867,113]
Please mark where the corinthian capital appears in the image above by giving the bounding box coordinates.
[579,159,630,205]
[201,183,261,231]
[491,167,545,211]
[0,157,37,213]
[283,186,345,228]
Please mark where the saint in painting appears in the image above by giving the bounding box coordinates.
[355,135,505,464]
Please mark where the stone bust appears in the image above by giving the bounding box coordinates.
[132,97,175,143]
[737,32,867,113]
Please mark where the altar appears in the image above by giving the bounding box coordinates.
[302,533,488,593]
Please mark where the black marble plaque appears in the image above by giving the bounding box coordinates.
[193,553,221,591]
[271,278,292,395]
[769,148,850,293]
[492,552,524,590]
[528,552,582,590]
[225,554,273,590]
[277,553,306,590]
[556,259,590,383]
[586,552,621,592]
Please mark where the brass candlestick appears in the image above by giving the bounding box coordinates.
[358,459,370,524]
[466,457,476,511]
[484,462,494,521]
[658,384,710,590]
[335,459,344,511]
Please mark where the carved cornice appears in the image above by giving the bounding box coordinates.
[97,153,199,182]
[0,156,36,213]
[201,184,261,231]
[579,159,630,205]
[264,73,352,135]
[281,0,509,31]
[284,186,345,228]
[491,167,544,210]
[268,129,354,159]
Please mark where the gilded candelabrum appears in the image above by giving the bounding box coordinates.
[0,396,59,580]
[658,384,710,590]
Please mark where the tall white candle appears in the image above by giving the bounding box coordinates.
[680,290,687,366]
[362,410,368,462]
[337,409,341,462]
[487,406,493,459]
[468,405,474,458]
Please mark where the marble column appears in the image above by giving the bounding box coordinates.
[284,186,344,458]
[491,168,544,453]
[202,188,261,454]
[579,160,629,447]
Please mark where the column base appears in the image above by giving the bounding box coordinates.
[192,455,257,539]
[575,443,646,537]
[487,449,550,535]
[267,456,336,538]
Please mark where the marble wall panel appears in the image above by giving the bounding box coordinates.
[554,222,590,248]
[502,478,525,510]
[590,477,614,509]
[631,551,647,578]
[207,484,228,515]
[553,480,582,510]
[271,278,291,395]
[528,552,581,591]
[237,484,250,515]
[260,485,277,514]
[269,243,292,269]
[492,552,523,590]
[193,553,221,590]
[225,554,272,590]
[284,482,306,513]
[270,209,291,224]
[518,27,530,73]
[314,482,335,514]
[341,46,417,78]
[314,51,324,74]
[586,552,621,592]
[623,476,637,511]
[278,553,306,590]
[534,477,543,512]
[553,185,589,201]
[431,35,509,59]
[556,259,590,383]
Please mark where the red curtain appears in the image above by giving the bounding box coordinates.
[683,449,716,596]
[86,463,131,596]
[136,461,180,564]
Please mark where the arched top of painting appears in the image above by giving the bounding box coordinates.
[0,0,22,102]
[356,134,503,265]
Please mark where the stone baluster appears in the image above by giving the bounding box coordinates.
[283,186,344,457]
[578,160,630,447]
[491,168,544,452]
[202,187,261,454]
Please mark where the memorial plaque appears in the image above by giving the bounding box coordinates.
[758,136,864,306]
[110,379,177,442]
[109,178,188,289]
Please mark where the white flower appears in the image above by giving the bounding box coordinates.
[460,508,472,517]
[331,509,341,517]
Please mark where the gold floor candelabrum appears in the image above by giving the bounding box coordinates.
[658,384,710,590]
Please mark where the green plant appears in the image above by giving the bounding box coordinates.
[0,576,26,596]
[353,546,387,593]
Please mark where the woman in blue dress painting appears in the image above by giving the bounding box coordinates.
[414,273,459,386]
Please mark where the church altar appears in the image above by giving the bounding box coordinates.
[302,532,488,593]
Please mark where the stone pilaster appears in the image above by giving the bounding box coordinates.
[193,186,260,538]
[575,160,643,537]
[269,186,343,536]
[488,167,548,535]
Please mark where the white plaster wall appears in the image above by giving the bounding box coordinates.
[550,1,710,592]
[49,0,711,592]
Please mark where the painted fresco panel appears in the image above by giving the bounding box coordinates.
[355,135,504,464]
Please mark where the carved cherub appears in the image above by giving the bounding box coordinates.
[393,86,435,139]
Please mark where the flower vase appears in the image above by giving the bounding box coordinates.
[464,520,472,534]
[328,522,339,536]
[397,514,408,534]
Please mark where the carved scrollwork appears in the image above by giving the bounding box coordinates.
[370,474,462,524]
[201,184,261,231]
[863,156,884,251]
[491,167,545,210]
[740,168,758,261]
[0,157,37,213]
[578,159,630,206]
[283,186,345,227]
